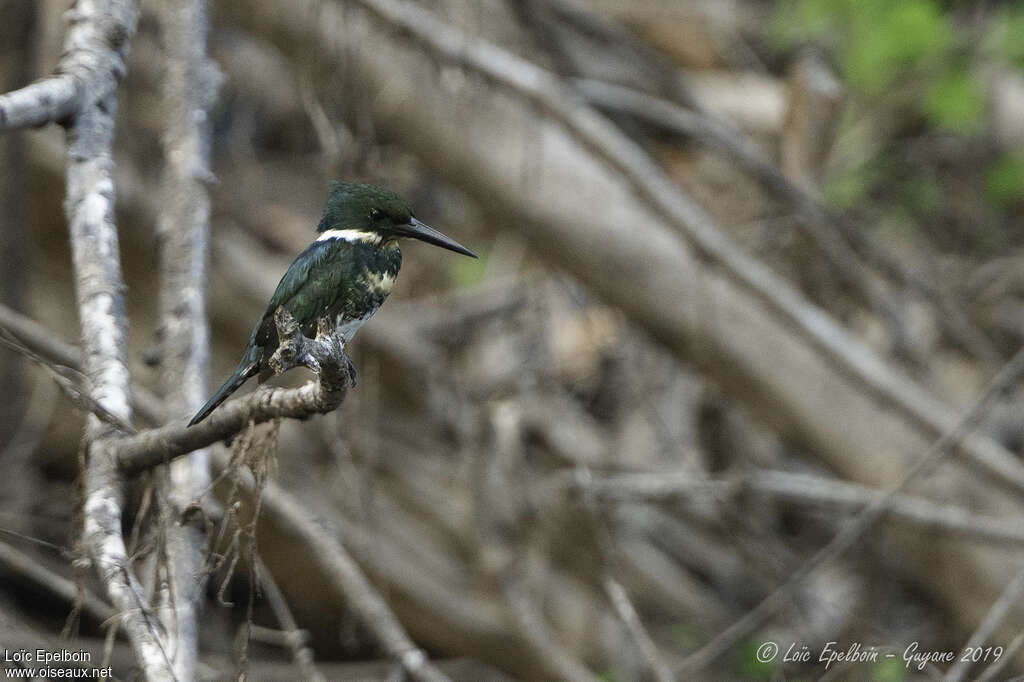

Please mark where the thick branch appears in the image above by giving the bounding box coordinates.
[0,0,136,130]
[0,302,343,448]
[37,1,176,677]
[117,308,352,476]
[573,77,1000,367]
[68,91,174,681]
[152,0,219,677]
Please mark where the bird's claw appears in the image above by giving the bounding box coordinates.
[304,354,322,375]
[343,354,357,387]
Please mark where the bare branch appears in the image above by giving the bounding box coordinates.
[280,0,1024,497]
[222,454,451,682]
[69,91,175,679]
[569,469,1024,549]
[151,0,219,677]
[0,303,81,369]
[254,557,324,682]
[0,0,136,130]
[0,329,135,434]
[22,0,179,677]
[602,577,674,682]
[677,346,1024,675]
[0,303,164,424]
[0,539,116,626]
[117,308,353,476]
[944,564,1024,682]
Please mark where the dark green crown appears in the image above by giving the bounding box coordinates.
[317,182,412,233]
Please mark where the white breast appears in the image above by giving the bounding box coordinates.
[335,310,377,343]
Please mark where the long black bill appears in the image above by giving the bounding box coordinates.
[402,217,477,258]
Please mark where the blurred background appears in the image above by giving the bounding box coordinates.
[1,0,1023,679]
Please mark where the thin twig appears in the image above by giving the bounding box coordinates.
[217,454,451,682]
[974,630,1024,682]
[255,557,325,682]
[602,576,674,682]
[0,538,116,626]
[676,346,1024,675]
[0,330,135,434]
[0,303,165,423]
[944,564,1024,682]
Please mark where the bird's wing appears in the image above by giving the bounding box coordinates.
[253,240,354,346]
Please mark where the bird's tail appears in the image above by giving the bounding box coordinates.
[187,351,261,426]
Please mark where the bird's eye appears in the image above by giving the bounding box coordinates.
[370,209,383,221]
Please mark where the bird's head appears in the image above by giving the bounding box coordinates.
[317,182,476,257]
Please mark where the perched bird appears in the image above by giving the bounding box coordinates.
[188,182,476,426]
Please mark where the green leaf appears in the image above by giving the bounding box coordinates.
[985,155,1024,204]
[771,0,840,46]
[845,0,952,94]
[923,70,984,132]
[987,6,1024,66]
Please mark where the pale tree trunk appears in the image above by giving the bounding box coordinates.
[151,0,218,679]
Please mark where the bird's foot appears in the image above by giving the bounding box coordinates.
[315,316,356,387]
[269,308,354,395]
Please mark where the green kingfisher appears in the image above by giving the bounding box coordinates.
[188,182,476,426]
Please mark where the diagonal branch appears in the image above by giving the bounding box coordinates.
[117,308,353,476]
[573,77,1000,367]
[0,0,136,130]
[0,305,445,679]
[0,301,350,478]
[676,345,1024,674]
[0,303,165,424]
[323,0,1024,496]
[243,463,452,682]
